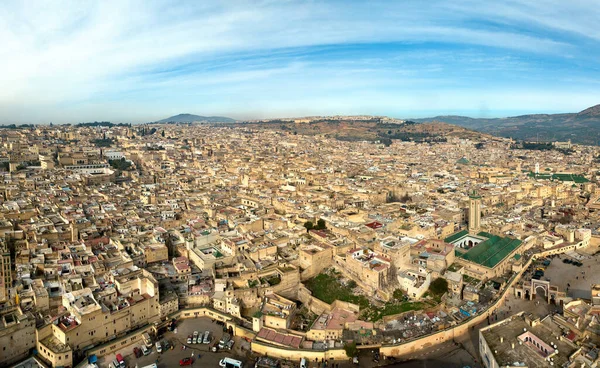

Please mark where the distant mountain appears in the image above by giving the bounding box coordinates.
[155,114,236,123]
[411,104,600,145]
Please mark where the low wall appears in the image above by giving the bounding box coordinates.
[251,340,347,361]
[234,325,256,340]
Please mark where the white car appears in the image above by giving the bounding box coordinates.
[155,341,162,353]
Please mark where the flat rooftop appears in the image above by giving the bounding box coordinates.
[311,308,357,331]
[481,314,576,368]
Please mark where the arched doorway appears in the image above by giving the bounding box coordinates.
[535,286,547,301]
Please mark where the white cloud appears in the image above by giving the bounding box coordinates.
[0,0,598,122]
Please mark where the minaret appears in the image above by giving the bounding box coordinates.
[468,190,481,233]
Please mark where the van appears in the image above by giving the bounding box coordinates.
[219,357,242,368]
[300,358,307,368]
[142,332,152,348]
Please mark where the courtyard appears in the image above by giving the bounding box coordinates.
[542,252,600,300]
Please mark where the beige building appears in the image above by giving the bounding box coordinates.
[340,248,391,292]
[0,305,36,366]
[306,307,358,341]
[142,243,168,264]
[298,243,333,280]
[38,268,160,366]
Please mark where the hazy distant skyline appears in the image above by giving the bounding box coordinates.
[1,0,599,124]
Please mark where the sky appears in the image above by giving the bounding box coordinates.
[1,0,599,124]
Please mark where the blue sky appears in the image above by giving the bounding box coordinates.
[1,0,599,123]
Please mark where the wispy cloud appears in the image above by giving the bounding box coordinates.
[0,0,598,122]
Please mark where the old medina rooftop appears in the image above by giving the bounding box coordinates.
[311,307,358,332]
[481,312,576,368]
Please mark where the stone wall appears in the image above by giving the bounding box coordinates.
[297,285,360,316]
[251,340,347,361]
[298,285,333,315]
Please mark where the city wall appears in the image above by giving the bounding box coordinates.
[251,340,347,361]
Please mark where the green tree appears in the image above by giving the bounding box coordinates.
[316,218,326,230]
[303,221,314,232]
[347,280,357,289]
[162,130,165,137]
[344,342,358,358]
[429,277,449,296]
[393,289,404,300]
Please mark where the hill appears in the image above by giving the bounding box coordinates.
[155,114,236,123]
[219,118,489,143]
[411,104,600,145]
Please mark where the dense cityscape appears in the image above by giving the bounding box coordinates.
[3,1,600,367]
[0,120,598,368]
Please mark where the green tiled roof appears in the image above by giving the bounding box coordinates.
[528,172,589,183]
[444,230,469,243]
[477,231,494,239]
[457,234,522,269]
[457,157,470,165]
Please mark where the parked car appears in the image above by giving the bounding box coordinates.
[187,335,192,344]
[202,331,211,344]
[156,341,162,353]
[141,345,150,356]
[193,331,199,344]
[133,347,142,358]
[116,354,125,368]
[218,333,231,349]
[180,357,194,366]
[225,339,234,350]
